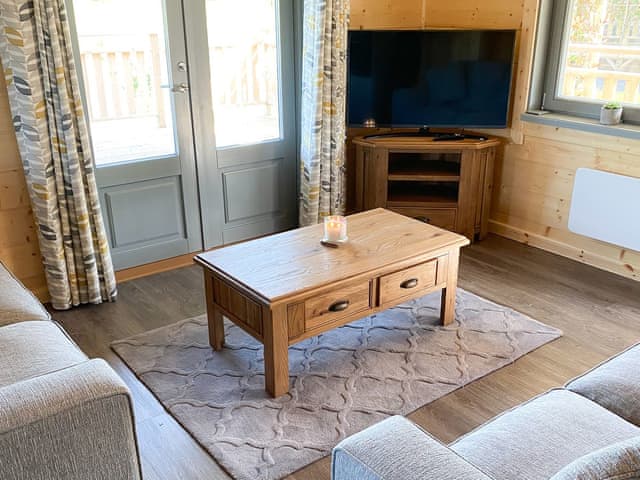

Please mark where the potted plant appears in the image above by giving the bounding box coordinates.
[600,102,623,125]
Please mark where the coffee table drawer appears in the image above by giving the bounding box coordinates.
[305,281,372,331]
[379,260,438,306]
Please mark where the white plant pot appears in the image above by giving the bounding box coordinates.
[600,107,623,125]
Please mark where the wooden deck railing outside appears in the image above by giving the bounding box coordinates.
[80,34,277,127]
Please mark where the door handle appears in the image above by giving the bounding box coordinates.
[172,82,189,93]
[328,300,350,312]
[400,278,419,289]
[161,83,190,93]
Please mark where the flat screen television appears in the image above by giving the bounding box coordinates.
[347,30,516,129]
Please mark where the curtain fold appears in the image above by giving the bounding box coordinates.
[0,0,117,310]
[299,0,350,226]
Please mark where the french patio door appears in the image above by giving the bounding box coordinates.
[69,0,202,270]
[184,0,298,248]
[69,0,298,269]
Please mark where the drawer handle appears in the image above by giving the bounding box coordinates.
[400,278,419,289]
[328,300,350,312]
[416,216,431,224]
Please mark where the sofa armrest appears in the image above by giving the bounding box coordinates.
[0,261,50,326]
[0,359,142,480]
[566,343,640,426]
[332,416,495,480]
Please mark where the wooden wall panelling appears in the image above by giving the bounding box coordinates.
[509,0,540,143]
[523,121,639,156]
[349,0,523,30]
[488,0,639,281]
[350,0,426,30]
[424,0,523,30]
[491,123,640,280]
[0,62,48,300]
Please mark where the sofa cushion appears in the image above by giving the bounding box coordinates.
[567,344,640,427]
[550,436,640,480]
[0,321,87,388]
[450,389,640,480]
[0,262,50,326]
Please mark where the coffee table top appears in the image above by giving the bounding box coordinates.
[195,208,469,303]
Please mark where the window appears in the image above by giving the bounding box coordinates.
[70,0,177,165]
[539,0,640,124]
[205,0,282,148]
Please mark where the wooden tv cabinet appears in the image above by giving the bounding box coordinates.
[353,134,500,242]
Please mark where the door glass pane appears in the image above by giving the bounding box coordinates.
[558,0,640,106]
[206,0,281,148]
[72,0,176,165]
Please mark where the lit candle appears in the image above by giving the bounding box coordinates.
[326,221,342,242]
[324,216,348,242]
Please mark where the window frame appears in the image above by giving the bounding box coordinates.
[536,0,640,125]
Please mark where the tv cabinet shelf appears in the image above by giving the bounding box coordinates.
[387,199,460,209]
[387,158,461,182]
[388,181,459,207]
[353,134,500,242]
[388,172,461,182]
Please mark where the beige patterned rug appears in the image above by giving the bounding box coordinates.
[112,289,561,480]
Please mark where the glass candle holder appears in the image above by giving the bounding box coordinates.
[323,216,348,243]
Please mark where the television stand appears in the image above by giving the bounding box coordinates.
[353,134,500,242]
[364,128,488,142]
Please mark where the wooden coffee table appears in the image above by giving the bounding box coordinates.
[195,208,469,397]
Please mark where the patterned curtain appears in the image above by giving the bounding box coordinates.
[299,0,350,226]
[0,0,117,310]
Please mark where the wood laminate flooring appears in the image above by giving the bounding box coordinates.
[53,235,640,480]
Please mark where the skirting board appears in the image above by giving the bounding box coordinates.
[114,232,278,284]
[489,220,639,281]
[115,252,199,283]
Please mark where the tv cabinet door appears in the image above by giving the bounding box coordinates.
[363,147,389,210]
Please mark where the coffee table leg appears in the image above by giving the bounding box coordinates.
[263,305,289,397]
[440,247,460,326]
[204,273,224,351]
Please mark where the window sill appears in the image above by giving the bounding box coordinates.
[520,112,640,141]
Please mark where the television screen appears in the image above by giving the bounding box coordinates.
[347,30,516,128]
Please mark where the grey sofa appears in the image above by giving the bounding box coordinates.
[333,344,640,480]
[0,262,142,480]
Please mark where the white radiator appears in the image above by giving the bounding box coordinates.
[568,168,640,252]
